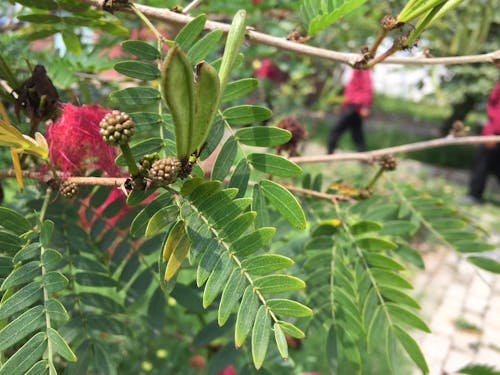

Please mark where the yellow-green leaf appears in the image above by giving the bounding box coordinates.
[164,221,190,281]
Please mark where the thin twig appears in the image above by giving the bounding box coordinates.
[183,0,205,14]
[290,135,500,164]
[281,183,350,202]
[80,0,500,66]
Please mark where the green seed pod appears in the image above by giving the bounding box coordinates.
[192,61,221,154]
[161,45,195,160]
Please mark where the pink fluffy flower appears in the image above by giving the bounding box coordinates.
[254,59,287,83]
[46,103,123,177]
[218,365,236,375]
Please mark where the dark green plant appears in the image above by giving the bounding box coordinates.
[0,1,499,375]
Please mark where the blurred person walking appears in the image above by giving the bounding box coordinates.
[327,68,373,154]
[464,63,500,203]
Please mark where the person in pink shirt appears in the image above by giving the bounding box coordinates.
[466,62,500,203]
[327,68,373,153]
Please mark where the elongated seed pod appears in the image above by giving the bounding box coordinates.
[192,61,221,154]
[161,45,195,160]
[218,10,247,92]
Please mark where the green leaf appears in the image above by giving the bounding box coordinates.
[247,153,302,177]
[259,180,306,230]
[41,249,62,271]
[393,325,429,374]
[93,341,116,375]
[211,136,237,181]
[187,29,223,63]
[0,207,31,235]
[379,220,419,236]
[380,287,420,309]
[222,78,259,103]
[61,30,82,54]
[0,305,45,351]
[130,193,173,238]
[195,240,222,287]
[467,256,500,274]
[267,299,313,318]
[0,332,46,375]
[126,189,156,206]
[372,269,413,289]
[0,282,42,320]
[175,14,207,50]
[429,218,467,231]
[231,227,275,257]
[254,275,305,294]
[223,105,272,125]
[121,40,160,60]
[43,271,68,293]
[129,112,163,129]
[350,221,382,235]
[387,303,430,333]
[363,252,405,271]
[220,212,256,242]
[45,299,69,322]
[24,360,48,375]
[252,305,271,369]
[305,0,368,35]
[228,158,250,198]
[40,220,54,247]
[235,285,259,347]
[17,14,61,23]
[457,364,500,375]
[0,231,23,253]
[218,269,246,326]
[13,243,41,263]
[396,244,425,269]
[110,87,161,106]
[1,261,41,291]
[356,237,398,252]
[47,327,77,362]
[274,323,289,359]
[79,292,124,313]
[236,126,292,147]
[277,320,305,338]
[145,205,179,237]
[252,185,270,228]
[453,240,497,253]
[75,272,118,287]
[203,255,233,308]
[241,254,293,275]
[114,60,160,80]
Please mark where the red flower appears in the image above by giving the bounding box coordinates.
[46,103,123,177]
[218,365,236,375]
[254,59,287,83]
[251,0,262,4]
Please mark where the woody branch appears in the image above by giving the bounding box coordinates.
[80,0,500,66]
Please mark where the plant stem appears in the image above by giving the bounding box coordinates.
[365,42,400,68]
[129,3,168,44]
[119,143,139,176]
[368,29,387,59]
[39,187,54,368]
[365,167,384,191]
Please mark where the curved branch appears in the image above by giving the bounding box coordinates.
[290,135,500,164]
[81,0,500,66]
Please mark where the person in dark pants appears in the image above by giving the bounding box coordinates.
[465,65,500,203]
[327,68,373,154]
